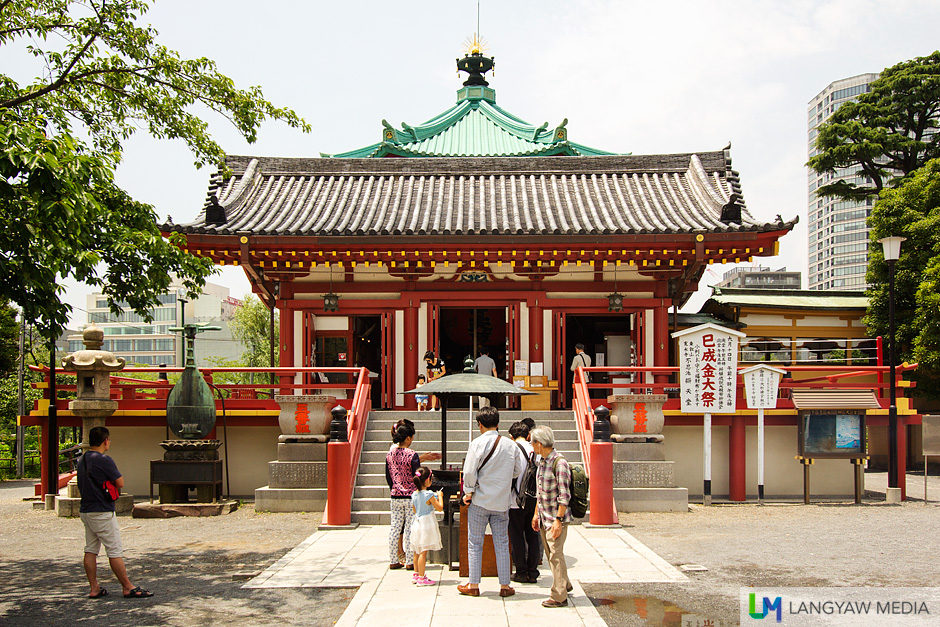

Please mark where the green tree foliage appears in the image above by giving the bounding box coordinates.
[866,159,940,397]
[230,295,278,369]
[0,0,309,338]
[0,301,19,375]
[808,51,940,201]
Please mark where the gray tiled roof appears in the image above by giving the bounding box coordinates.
[168,151,796,237]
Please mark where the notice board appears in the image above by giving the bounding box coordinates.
[798,411,866,458]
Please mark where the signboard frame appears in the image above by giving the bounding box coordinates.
[798,410,867,459]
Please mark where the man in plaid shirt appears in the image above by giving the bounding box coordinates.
[529,425,572,607]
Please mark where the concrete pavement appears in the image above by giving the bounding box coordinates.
[244,524,687,626]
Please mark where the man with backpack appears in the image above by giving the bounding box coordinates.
[529,425,573,608]
[508,421,540,583]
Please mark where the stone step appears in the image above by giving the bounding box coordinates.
[356,454,584,479]
[357,447,582,465]
[365,423,578,435]
[352,496,394,512]
[361,433,581,452]
[255,486,327,513]
[369,410,575,419]
[351,511,390,525]
[355,484,394,499]
[614,487,689,513]
[350,509,589,526]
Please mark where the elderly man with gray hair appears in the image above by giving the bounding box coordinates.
[529,425,572,607]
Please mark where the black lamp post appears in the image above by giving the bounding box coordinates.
[176,288,188,367]
[879,235,905,491]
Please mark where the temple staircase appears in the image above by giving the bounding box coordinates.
[351,410,580,525]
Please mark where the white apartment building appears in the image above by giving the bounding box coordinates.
[807,73,879,291]
[69,281,243,367]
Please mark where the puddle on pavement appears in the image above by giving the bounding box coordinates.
[593,595,730,627]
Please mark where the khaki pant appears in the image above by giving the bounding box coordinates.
[540,524,569,602]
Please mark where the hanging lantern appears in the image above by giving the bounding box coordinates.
[323,292,340,312]
[607,292,624,312]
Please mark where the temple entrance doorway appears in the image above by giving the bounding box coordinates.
[438,306,507,385]
[563,314,635,404]
[352,315,383,408]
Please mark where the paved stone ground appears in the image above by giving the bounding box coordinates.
[584,471,940,626]
[0,480,352,626]
[4,471,939,626]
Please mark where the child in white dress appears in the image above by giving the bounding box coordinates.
[410,466,443,585]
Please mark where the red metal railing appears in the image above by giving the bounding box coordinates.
[25,365,373,500]
[571,362,919,480]
[322,367,371,522]
[572,367,593,476]
[27,365,368,411]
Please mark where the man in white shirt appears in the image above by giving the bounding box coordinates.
[458,407,526,598]
[473,347,497,407]
[570,343,594,397]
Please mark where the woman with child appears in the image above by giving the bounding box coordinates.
[386,419,440,570]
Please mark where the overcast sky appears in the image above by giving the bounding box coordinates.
[58,0,940,326]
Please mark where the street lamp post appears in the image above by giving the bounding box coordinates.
[879,236,905,492]
[176,288,188,368]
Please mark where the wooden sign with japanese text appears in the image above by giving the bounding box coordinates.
[671,323,746,414]
[740,364,787,409]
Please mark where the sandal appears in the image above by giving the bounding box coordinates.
[124,587,154,598]
[89,588,108,599]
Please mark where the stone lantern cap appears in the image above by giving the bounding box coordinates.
[61,323,126,372]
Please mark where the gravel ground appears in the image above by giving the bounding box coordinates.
[5,472,938,627]
[583,471,940,626]
[0,480,353,627]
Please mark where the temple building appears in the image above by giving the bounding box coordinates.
[165,50,797,409]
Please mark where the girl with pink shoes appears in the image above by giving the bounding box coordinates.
[410,467,444,586]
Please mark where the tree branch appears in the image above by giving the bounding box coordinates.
[0,6,106,109]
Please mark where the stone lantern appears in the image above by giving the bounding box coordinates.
[61,323,125,449]
[58,323,128,517]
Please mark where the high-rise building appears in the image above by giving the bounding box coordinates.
[68,281,243,367]
[714,266,801,290]
[807,73,879,291]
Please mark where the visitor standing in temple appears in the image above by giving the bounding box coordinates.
[424,350,446,411]
[78,426,153,599]
[386,419,440,570]
[457,407,526,598]
[530,425,573,608]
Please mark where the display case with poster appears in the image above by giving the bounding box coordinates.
[798,411,866,458]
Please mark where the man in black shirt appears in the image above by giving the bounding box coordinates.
[77,426,153,599]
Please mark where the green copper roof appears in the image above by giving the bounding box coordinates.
[322,87,619,158]
[706,287,869,310]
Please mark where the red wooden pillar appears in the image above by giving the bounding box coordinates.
[278,283,294,394]
[404,299,418,409]
[529,298,543,367]
[729,415,746,501]
[652,283,671,387]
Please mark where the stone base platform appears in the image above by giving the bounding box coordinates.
[56,494,134,517]
[615,487,689,513]
[132,500,239,518]
[255,487,327,513]
[255,436,328,512]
